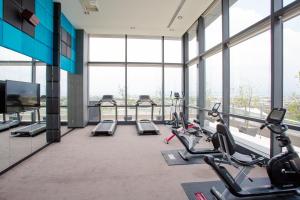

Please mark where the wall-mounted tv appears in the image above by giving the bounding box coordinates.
[5,80,40,114]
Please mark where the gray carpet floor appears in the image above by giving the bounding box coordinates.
[0,125,266,200]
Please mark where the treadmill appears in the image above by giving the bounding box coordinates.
[0,113,20,132]
[136,95,160,135]
[91,95,118,136]
[11,109,46,137]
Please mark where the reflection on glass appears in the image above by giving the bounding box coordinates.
[0,47,32,61]
[188,22,198,60]
[164,39,182,63]
[127,38,162,62]
[283,16,300,126]
[60,70,68,122]
[164,66,183,120]
[205,52,222,109]
[127,65,162,120]
[188,64,198,106]
[230,117,270,157]
[229,0,270,36]
[89,37,125,62]
[230,31,271,119]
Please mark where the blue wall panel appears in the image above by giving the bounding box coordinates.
[0,21,3,45]
[0,0,77,74]
[60,14,76,74]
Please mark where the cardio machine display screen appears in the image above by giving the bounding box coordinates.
[267,108,286,124]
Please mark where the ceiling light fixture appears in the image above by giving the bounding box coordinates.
[130,27,136,30]
[79,0,100,15]
[177,15,183,20]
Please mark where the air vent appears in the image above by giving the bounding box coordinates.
[79,0,99,14]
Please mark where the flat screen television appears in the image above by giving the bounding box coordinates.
[5,80,40,114]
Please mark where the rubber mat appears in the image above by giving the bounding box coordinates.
[181,178,300,200]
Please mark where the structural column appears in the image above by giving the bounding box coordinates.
[68,30,89,127]
[46,2,61,143]
[197,17,205,124]
[222,0,230,125]
[182,33,189,120]
[270,0,283,156]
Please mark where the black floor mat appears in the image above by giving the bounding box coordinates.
[161,149,207,166]
[182,178,300,200]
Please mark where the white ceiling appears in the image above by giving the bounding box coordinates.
[56,0,213,37]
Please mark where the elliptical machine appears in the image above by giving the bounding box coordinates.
[166,92,182,129]
[204,108,300,200]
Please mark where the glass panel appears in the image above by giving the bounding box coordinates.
[205,1,222,50]
[286,129,300,156]
[284,0,295,7]
[230,31,271,119]
[188,64,198,107]
[164,39,182,63]
[0,47,32,61]
[36,64,46,120]
[60,70,68,122]
[127,38,162,62]
[229,0,270,36]
[188,22,198,60]
[164,66,183,120]
[205,52,222,109]
[127,65,162,121]
[230,117,270,157]
[89,66,125,121]
[189,107,197,121]
[283,16,300,126]
[89,37,125,62]
[0,65,32,122]
[32,64,47,151]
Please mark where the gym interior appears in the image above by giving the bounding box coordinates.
[0,0,300,199]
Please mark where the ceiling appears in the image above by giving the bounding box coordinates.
[56,0,213,37]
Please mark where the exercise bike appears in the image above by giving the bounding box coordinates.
[204,108,300,200]
[171,103,223,160]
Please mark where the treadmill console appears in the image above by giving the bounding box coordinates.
[174,92,180,99]
[139,95,151,101]
[212,103,221,112]
[266,108,286,125]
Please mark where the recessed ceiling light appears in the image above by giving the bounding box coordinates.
[177,15,183,20]
[169,28,175,32]
[130,26,136,30]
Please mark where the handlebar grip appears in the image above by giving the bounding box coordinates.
[260,124,266,130]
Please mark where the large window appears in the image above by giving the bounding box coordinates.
[283,16,300,126]
[229,0,270,36]
[127,38,162,62]
[188,64,198,107]
[164,66,183,120]
[205,52,222,109]
[188,22,198,60]
[164,38,182,63]
[127,65,162,120]
[230,31,271,119]
[205,2,222,50]
[89,66,125,121]
[89,37,125,62]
